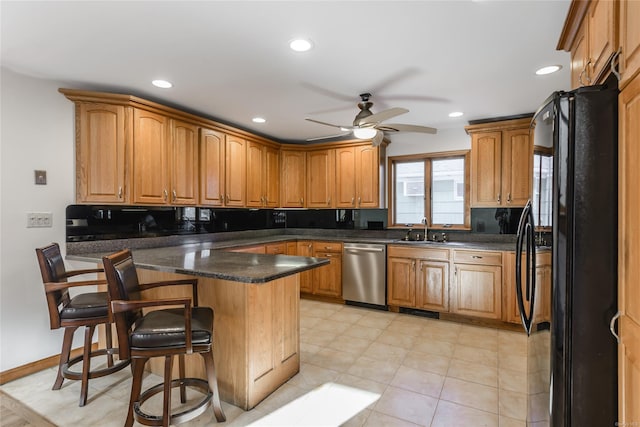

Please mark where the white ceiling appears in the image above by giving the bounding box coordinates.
[1,1,571,145]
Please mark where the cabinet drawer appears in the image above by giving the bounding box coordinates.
[454,250,502,265]
[388,245,450,261]
[313,241,343,253]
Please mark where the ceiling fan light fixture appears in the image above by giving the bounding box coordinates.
[289,38,313,52]
[353,128,377,139]
[535,65,562,75]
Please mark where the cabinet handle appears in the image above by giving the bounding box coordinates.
[358,196,361,206]
[118,186,123,199]
[300,197,304,205]
[172,190,177,202]
[412,260,416,272]
[163,189,168,201]
[220,194,223,202]
[351,197,355,206]
[261,196,265,205]
[472,255,483,259]
[327,197,331,205]
[579,60,592,86]
[497,194,501,203]
[507,193,511,203]
[225,194,229,204]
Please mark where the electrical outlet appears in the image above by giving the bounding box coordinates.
[27,212,53,228]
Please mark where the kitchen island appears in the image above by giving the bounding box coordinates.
[68,246,328,410]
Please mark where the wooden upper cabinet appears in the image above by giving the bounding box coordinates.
[132,109,170,204]
[620,0,640,87]
[558,0,619,88]
[336,145,380,208]
[502,127,533,206]
[225,136,246,207]
[170,119,199,205]
[467,118,532,208]
[587,0,618,83]
[246,141,280,208]
[470,131,502,207]
[280,149,306,208]
[306,149,335,208]
[200,128,226,207]
[76,102,131,204]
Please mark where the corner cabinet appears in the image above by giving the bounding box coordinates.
[466,118,533,208]
[75,102,131,204]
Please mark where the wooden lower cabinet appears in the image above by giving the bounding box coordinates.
[311,241,342,298]
[503,251,551,324]
[296,241,314,293]
[265,242,286,255]
[451,250,502,320]
[387,245,449,311]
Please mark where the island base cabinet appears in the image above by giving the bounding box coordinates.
[135,269,300,410]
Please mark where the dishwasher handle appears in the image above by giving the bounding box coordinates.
[344,247,385,254]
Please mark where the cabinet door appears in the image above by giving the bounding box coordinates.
[619,73,640,426]
[225,136,246,206]
[587,0,618,84]
[306,149,335,208]
[335,147,357,207]
[502,127,532,207]
[387,256,416,307]
[503,251,550,324]
[312,252,342,298]
[77,103,130,203]
[296,241,314,293]
[200,128,225,206]
[170,120,199,205]
[416,260,449,312]
[356,145,379,208]
[453,263,502,319]
[246,141,265,207]
[133,109,169,204]
[571,21,590,88]
[281,150,306,207]
[620,0,640,87]
[471,131,502,207]
[264,145,280,208]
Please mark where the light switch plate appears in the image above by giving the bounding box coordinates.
[27,212,52,228]
[35,170,47,185]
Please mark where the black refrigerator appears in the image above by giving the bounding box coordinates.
[515,74,618,426]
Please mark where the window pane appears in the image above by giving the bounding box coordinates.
[533,153,553,227]
[395,161,425,224]
[432,158,464,224]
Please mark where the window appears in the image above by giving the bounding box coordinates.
[390,152,469,228]
[533,151,553,228]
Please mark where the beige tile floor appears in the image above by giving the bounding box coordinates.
[0,299,528,426]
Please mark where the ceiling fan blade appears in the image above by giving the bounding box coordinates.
[306,132,351,142]
[305,118,353,130]
[377,123,438,134]
[357,107,409,125]
[371,130,384,147]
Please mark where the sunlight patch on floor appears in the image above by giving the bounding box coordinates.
[249,382,380,426]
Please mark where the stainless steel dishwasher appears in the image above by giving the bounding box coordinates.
[342,242,386,307]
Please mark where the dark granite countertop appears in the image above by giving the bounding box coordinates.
[67,246,329,284]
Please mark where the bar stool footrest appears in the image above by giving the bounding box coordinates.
[62,348,130,381]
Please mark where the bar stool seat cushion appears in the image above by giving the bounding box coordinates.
[60,291,109,320]
[130,307,213,349]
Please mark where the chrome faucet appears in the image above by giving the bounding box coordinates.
[421,217,429,241]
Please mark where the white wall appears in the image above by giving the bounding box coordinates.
[0,68,79,371]
[385,127,470,157]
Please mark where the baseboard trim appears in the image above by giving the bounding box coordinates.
[0,343,98,385]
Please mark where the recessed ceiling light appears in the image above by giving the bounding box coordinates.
[449,111,464,118]
[252,117,266,123]
[289,38,313,52]
[535,65,562,75]
[152,79,173,88]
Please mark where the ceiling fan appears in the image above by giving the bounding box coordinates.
[305,93,437,146]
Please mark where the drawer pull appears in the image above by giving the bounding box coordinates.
[472,255,483,259]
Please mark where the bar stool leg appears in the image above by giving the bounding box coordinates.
[54,327,76,390]
[163,355,173,427]
[79,325,95,407]
[104,323,114,368]
[203,351,226,422]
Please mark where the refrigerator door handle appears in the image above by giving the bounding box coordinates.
[610,311,621,344]
[515,200,536,335]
